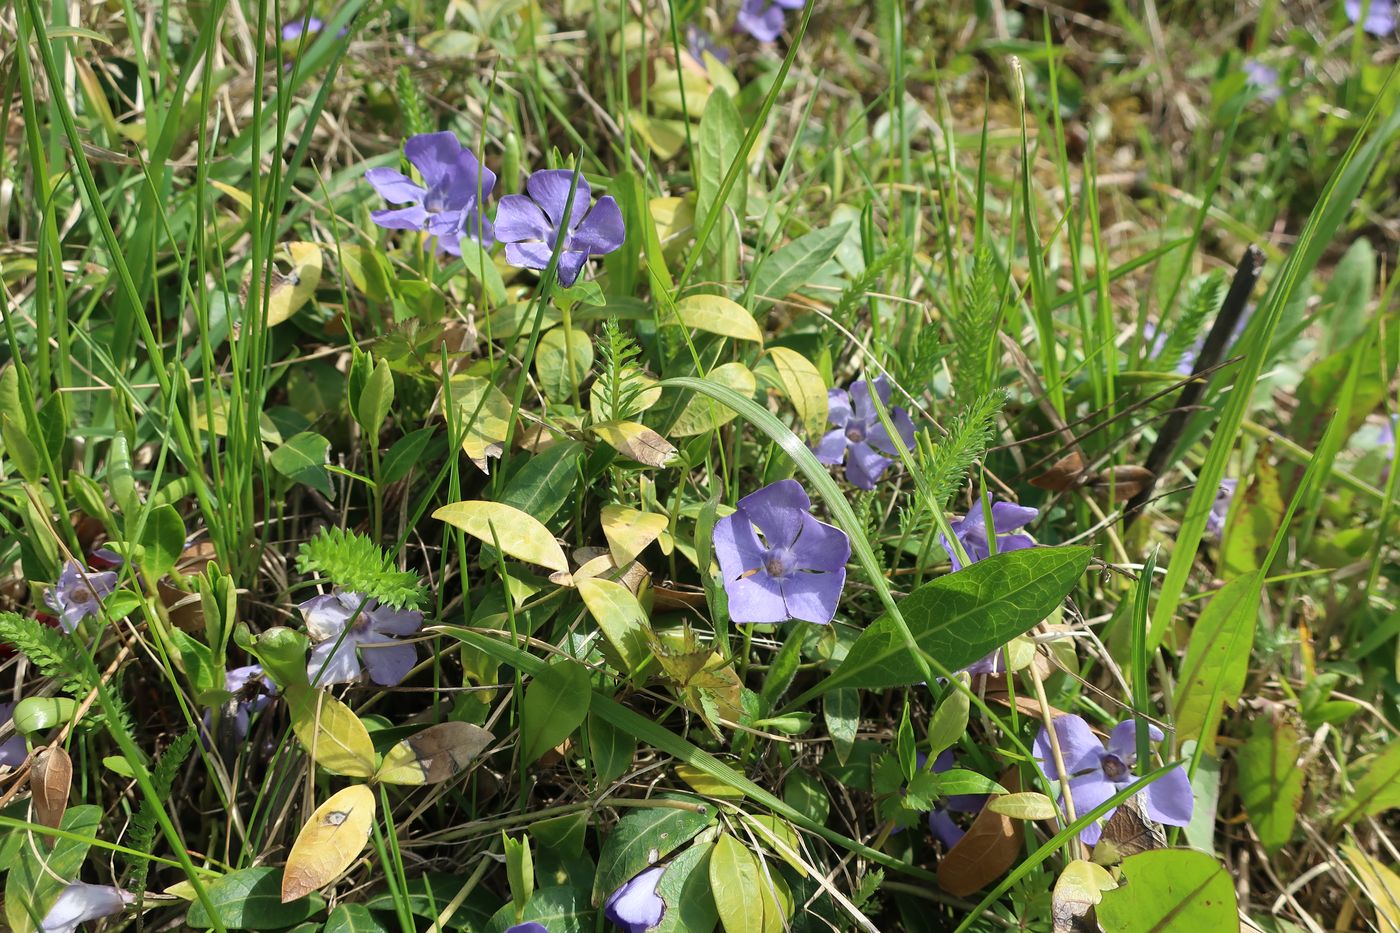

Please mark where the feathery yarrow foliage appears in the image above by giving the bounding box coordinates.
[0,611,133,735]
[295,527,426,608]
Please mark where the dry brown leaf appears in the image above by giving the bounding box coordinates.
[938,769,1024,897]
[30,745,72,838]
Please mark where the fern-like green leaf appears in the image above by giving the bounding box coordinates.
[395,66,432,139]
[949,248,1005,399]
[919,390,1006,510]
[0,612,132,735]
[123,731,195,894]
[1151,269,1226,373]
[296,527,425,608]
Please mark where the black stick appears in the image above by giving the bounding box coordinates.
[1123,245,1265,530]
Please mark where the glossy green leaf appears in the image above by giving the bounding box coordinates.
[139,503,187,579]
[337,243,393,303]
[1095,850,1237,931]
[484,884,593,933]
[987,792,1058,821]
[520,660,592,765]
[751,224,849,308]
[4,804,99,933]
[578,577,651,675]
[186,867,326,929]
[356,358,395,438]
[323,902,389,933]
[11,696,76,735]
[798,546,1092,699]
[380,427,436,485]
[537,327,594,401]
[591,797,715,904]
[652,842,719,933]
[269,432,333,498]
[499,440,584,524]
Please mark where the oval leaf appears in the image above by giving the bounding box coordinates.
[187,867,325,929]
[767,347,828,439]
[433,501,569,574]
[591,420,677,467]
[986,792,1058,821]
[520,660,592,765]
[286,685,376,778]
[265,242,322,326]
[600,504,669,567]
[710,834,766,933]
[282,784,377,902]
[1095,849,1238,931]
[592,796,715,903]
[671,363,756,437]
[578,577,652,675]
[375,721,493,786]
[672,295,763,343]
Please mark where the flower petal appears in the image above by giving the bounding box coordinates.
[1105,719,1165,761]
[990,500,1038,534]
[505,925,551,933]
[927,808,965,848]
[570,195,625,256]
[504,240,555,272]
[555,250,590,288]
[371,205,431,231]
[364,167,425,205]
[360,640,417,687]
[848,375,893,422]
[495,194,552,245]
[813,428,849,465]
[735,478,810,549]
[370,603,425,637]
[791,513,851,573]
[1142,766,1194,828]
[299,591,360,642]
[826,387,852,427]
[403,132,464,190]
[603,865,666,933]
[713,513,768,584]
[307,636,364,687]
[866,405,916,456]
[526,169,592,232]
[1066,772,1117,846]
[844,441,892,490]
[779,567,845,625]
[737,0,785,41]
[41,882,132,933]
[726,572,790,624]
[1033,714,1104,776]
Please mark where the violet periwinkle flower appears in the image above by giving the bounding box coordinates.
[1243,60,1282,102]
[365,132,496,256]
[203,664,277,743]
[814,376,917,490]
[1032,715,1193,846]
[1206,478,1237,537]
[301,590,424,687]
[494,169,625,288]
[941,501,1038,572]
[713,479,850,625]
[921,750,988,849]
[1,702,28,768]
[281,15,325,40]
[40,882,132,933]
[603,865,666,933]
[737,0,804,42]
[1346,0,1397,34]
[44,561,118,633]
[686,24,730,65]
[505,925,550,933]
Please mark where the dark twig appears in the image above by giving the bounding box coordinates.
[1123,245,1266,530]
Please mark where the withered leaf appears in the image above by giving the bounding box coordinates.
[374,721,493,786]
[1091,795,1165,867]
[937,768,1024,897]
[30,745,72,837]
[1030,452,1088,492]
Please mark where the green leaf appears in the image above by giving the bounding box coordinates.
[652,842,719,933]
[1171,572,1261,754]
[432,501,569,574]
[824,689,859,766]
[800,547,1092,699]
[499,440,584,525]
[504,832,534,918]
[270,431,333,498]
[587,713,635,787]
[520,660,592,765]
[185,867,326,930]
[1319,237,1375,353]
[751,224,849,308]
[4,804,100,933]
[1095,850,1237,931]
[1334,740,1400,827]
[323,903,389,933]
[986,792,1058,820]
[484,884,593,933]
[11,696,76,734]
[356,358,395,438]
[337,243,394,302]
[592,797,716,904]
[695,87,745,245]
[578,577,651,675]
[926,674,970,758]
[138,503,187,580]
[169,628,220,696]
[459,238,507,306]
[670,363,755,437]
[537,327,595,401]
[670,295,763,344]
[380,427,436,485]
[1237,714,1304,853]
[710,835,767,933]
[928,769,1006,796]
[0,415,41,483]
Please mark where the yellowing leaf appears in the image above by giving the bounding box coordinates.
[281,784,376,902]
[710,834,767,933]
[264,242,322,326]
[286,685,376,778]
[671,294,763,344]
[741,813,807,877]
[445,375,514,472]
[650,63,712,115]
[1052,859,1116,933]
[209,180,252,212]
[1343,844,1400,933]
[675,762,745,799]
[578,577,651,675]
[767,347,828,438]
[987,792,1059,820]
[433,501,569,574]
[630,111,687,161]
[591,420,677,467]
[601,505,669,567]
[649,196,695,250]
[671,363,755,437]
[374,721,493,786]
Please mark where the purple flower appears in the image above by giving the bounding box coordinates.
[41,882,132,933]
[813,376,917,490]
[712,479,850,625]
[44,561,119,633]
[686,25,730,65]
[1243,60,1282,102]
[203,664,277,743]
[1206,478,1237,537]
[1380,416,1396,448]
[924,750,987,848]
[941,501,1038,572]
[281,15,324,39]
[494,169,625,288]
[1032,715,1193,846]
[1346,0,1397,34]
[1,702,28,768]
[301,590,424,687]
[505,926,549,933]
[364,132,496,256]
[603,865,666,933]
[737,0,804,42]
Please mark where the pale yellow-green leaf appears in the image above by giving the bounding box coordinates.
[649,63,712,115]
[578,577,651,675]
[710,834,767,933]
[1343,844,1400,933]
[210,180,252,212]
[650,196,695,249]
[988,792,1059,821]
[537,327,594,401]
[671,295,763,344]
[670,363,755,437]
[630,111,687,161]
[1053,859,1117,931]
[674,762,745,799]
[433,501,569,574]
[196,395,283,445]
[444,375,514,471]
[374,721,493,786]
[741,813,808,877]
[704,52,740,98]
[264,242,322,326]
[588,371,661,421]
[600,505,669,567]
[591,420,677,467]
[336,243,393,302]
[286,685,376,778]
[767,346,828,440]
[282,784,376,902]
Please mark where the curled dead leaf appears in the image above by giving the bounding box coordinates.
[30,745,72,838]
[937,769,1024,897]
